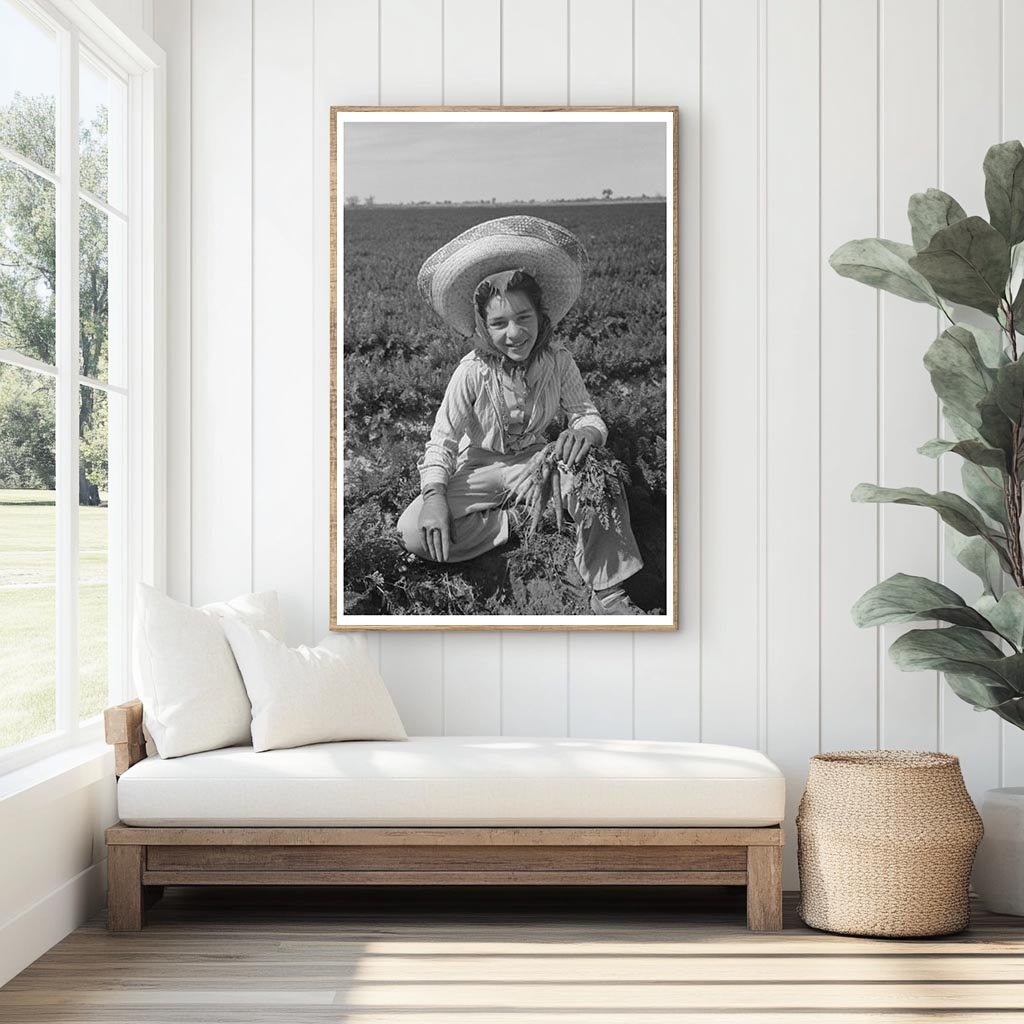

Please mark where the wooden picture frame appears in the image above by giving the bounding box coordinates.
[330,107,679,630]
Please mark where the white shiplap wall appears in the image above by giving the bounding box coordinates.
[154,0,1024,885]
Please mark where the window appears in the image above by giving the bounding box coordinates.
[0,0,162,773]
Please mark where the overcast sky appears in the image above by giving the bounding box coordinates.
[342,121,667,204]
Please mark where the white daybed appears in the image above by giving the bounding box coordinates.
[104,700,786,932]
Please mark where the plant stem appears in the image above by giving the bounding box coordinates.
[1006,471,1024,588]
[1006,307,1024,586]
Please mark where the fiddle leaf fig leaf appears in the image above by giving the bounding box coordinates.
[888,627,1024,703]
[983,687,1024,728]
[1010,241,1024,323]
[1012,278,1024,325]
[909,188,968,251]
[1008,241,1024,306]
[852,573,994,630]
[890,624,1003,667]
[969,322,1012,369]
[852,483,1014,578]
[909,216,1011,314]
[944,671,1024,713]
[962,461,1009,528]
[923,325,997,427]
[977,391,1016,458]
[942,406,983,442]
[976,589,1024,649]
[950,532,1004,597]
[984,140,1024,246]
[851,483,1010,556]
[993,357,1024,423]
[918,437,1008,471]
[830,238,943,307]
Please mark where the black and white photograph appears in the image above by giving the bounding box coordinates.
[330,108,678,630]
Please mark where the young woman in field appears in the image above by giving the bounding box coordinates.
[396,215,644,615]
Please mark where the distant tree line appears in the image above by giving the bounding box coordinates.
[342,190,666,209]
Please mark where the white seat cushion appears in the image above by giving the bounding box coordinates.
[117,736,785,827]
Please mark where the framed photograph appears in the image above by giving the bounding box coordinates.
[330,107,678,631]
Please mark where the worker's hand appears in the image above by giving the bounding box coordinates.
[419,491,455,562]
[506,451,545,507]
[553,428,597,470]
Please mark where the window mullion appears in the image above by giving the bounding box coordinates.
[55,23,81,735]
[0,143,60,188]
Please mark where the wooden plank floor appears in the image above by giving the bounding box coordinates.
[3,885,1024,1022]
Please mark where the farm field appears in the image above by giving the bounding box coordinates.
[341,201,669,616]
[0,489,108,750]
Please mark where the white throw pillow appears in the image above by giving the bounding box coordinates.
[222,621,407,752]
[133,584,283,758]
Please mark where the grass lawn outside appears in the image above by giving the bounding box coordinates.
[0,489,109,751]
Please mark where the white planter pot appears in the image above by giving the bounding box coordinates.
[973,787,1024,916]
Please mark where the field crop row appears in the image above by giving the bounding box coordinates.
[340,202,669,616]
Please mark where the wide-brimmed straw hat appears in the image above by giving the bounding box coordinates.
[417,216,589,338]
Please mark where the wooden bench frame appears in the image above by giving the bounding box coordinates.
[104,700,784,932]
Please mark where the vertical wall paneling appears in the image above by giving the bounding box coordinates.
[819,0,879,752]
[380,0,443,106]
[565,0,635,736]
[1001,0,1024,167]
[878,0,941,751]
[938,0,1002,795]
[1001,0,1024,785]
[699,0,760,749]
[376,0,446,724]
[189,0,253,605]
[500,0,568,105]
[566,0,632,105]
[440,0,504,733]
[380,634,446,735]
[166,0,1021,852]
[253,0,315,646]
[632,0,700,741]
[313,0,380,660]
[444,639,502,734]
[502,634,570,735]
[567,633,634,739]
[314,0,379,107]
[153,0,190,604]
[442,0,500,106]
[498,0,571,737]
[764,0,821,885]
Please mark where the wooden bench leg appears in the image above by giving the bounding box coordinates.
[746,845,783,931]
[107,845,145,931]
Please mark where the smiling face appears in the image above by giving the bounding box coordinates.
[484,290,539,362]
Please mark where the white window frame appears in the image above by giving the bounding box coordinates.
[0,0,165,776]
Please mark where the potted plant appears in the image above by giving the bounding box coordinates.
[832,140,1024,913]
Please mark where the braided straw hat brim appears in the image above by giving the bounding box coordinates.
[418,216,589,338]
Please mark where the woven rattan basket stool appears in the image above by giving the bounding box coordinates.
[796,751,983,937]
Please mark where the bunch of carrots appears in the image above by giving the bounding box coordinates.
[506,444,631,539]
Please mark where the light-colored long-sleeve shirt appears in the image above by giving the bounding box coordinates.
[418,340,608,489]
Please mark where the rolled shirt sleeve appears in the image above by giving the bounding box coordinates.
[417,361,477,490]
[558,350,608,446]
